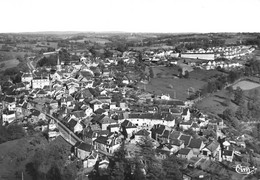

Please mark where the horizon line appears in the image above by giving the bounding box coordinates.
[0,30,258,35]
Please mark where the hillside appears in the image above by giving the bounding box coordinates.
[0,134,48,180]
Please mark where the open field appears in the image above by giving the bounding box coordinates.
[195,89,238,115]
[0,51,31,61]
[70,37,111,44]
[0,59,20,71]
[152,66,179,78]
[233,80,260,91]
[144,66,224,100]
[189,69,223,81]
[142,77,206,100]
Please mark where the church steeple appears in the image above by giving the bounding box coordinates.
[57,54,61,71]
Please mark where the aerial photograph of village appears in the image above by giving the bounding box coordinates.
[0,0,260,180]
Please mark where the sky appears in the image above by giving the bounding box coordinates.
[1,0,260,33]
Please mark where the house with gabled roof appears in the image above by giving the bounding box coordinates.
[83,151,99,168]
[75,142,93,160]
[27,109,46,124]
[182,108,191,121]
[127,112,175,129]
[169,130,181,140]
[98,116,117,130]
[36,89,48,98]
[201,140,220,160]
[157,129,171,144]
[179,134,192,146]
[93,133,121,154]
[107,124,120,133]
[70,110,87,121]
[2,110,16,125]
[220,149,234,162]
[169,138,185,153]
[179,121,193,131]
[67,119,86,133]
[191,122,200,132]
[135,129,150,142]
[89,99,103,111]
[3,96,16,111]
[121,120,137,137]
[188,139,205,156]
[177,148,193,160]
[151,124,165,141]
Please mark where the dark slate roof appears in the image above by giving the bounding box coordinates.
[170,108,182,114]
[180,121,193,125]
[179,134,192,146]
[188,139,203,149]
[94,136,109,145]
[96,130,110,136]
[159,129,170,138]
[135,129,150,136]
[108,124,120,128]
[71,110,86,118]
[169,138,183,146]
[223,150,233,156]
[204,141,219,152]
[128,113,174,121]
[151,124,165,135]
[191,122,199,128]
[182,108,189,116]
[91,114,106,123]
[94,108,106,114]
[99,116,116,124]
[77,142,93,152]
[121,120,136,128]
[67,119,78,129]
[154,99,185,106]
[4,96,15,103]
[169,131,181,139]
[178,148,191,155]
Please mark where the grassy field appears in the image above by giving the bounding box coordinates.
[233,80,260,90]
[0,59,20,71]
[0,51,30,61]
[143,77,206,100]
[142,66,222,100]
[71,37,111,44]
[189,69,223,81]
[195,89,239,115]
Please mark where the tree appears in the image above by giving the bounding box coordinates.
[135,137,165,180]
[109,142,132,180]
[162,155,182,180]
[178,68,183,78]
[222,108,234,121]
[234,87,244,105]
[46,164,62,180]
[183,70,189,78]
[149,67,154,78]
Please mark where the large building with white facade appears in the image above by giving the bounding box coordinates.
[32,76,50,89]
[181,53,215,60]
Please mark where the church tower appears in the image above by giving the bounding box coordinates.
[57,54,61,71]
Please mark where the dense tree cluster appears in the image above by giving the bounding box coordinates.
[0,124,26,144]
[91,138,183,180]
[25,140,77,180]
